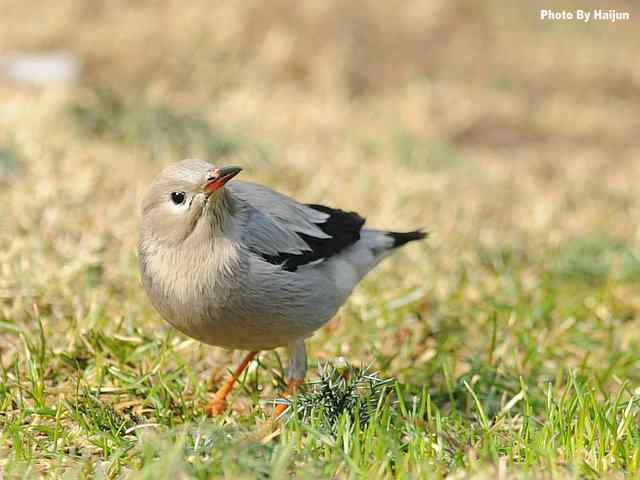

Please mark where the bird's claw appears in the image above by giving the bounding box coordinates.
[272,402,290,418]
[206,397,227,416]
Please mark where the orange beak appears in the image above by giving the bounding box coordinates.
[203,166,242,194]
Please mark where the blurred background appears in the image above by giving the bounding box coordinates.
[0,0,639,465]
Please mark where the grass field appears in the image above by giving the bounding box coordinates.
[1,1,639,478]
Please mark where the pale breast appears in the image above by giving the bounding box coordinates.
[139,236,343,350]
[139,234,238,338]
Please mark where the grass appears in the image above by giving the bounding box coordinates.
[68,87,273,166]
[3,235,640,478]
[0,141,24,184]
[1,0,639,478]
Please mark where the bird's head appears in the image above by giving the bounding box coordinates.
[140,159,242,247]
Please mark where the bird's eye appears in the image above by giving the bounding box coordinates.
[170,191,186,205]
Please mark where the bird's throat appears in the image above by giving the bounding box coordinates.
[204,188,235,235]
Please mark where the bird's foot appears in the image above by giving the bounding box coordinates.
[272,378,304,418]
[205,351,258,417]
[206,396,227,417]
[257,378,305,442]
[272,402,288,418]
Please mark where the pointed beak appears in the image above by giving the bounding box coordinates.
[203,166,242,194]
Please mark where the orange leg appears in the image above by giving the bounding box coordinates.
[206,351,258,416]
[273,378,304,418]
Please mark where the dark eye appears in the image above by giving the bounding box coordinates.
[170,191,186,205]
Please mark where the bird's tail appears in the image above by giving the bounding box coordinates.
[331,228,428,301]
[386,230,428,249]
[360,228,428,256]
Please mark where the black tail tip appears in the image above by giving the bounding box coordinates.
[387,230,428,248]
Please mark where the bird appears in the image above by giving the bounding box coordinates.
[138,159,426,417]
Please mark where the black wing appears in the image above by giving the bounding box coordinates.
[257,204,365,272]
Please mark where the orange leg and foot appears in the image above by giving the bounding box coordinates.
[273,378,304,418]
[272,340,307,418]
[206,351,258,416]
